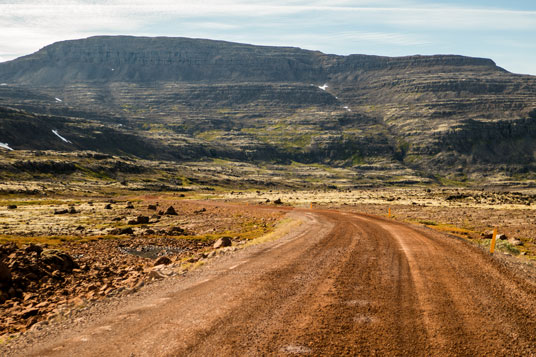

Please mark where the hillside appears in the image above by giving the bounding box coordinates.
[1,36,536,186]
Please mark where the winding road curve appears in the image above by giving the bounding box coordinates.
[9,208,536,356]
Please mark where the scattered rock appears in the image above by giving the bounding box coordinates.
[0,261,12,287]
[148,204,157,210]
[446,194,469,201]
[481,232,493,239]
[104,203,112,209]
[154,256,172,266]
[481,231,507,240]
[168,226,185,235]
[68,206,78,214]
[147,270,166,280]
[509,239,523,246]
[109,227,134,235]
[164,206,178,215]
[128,216,150,225]
[41,249,78,272]
[137,216,149,224]
[194,208,206,214]
[274,198,283,204]
[7,205,17,210]
[19,307,39,319]
[214,236,232,249]
[54,209,69,215]
[24,244,43,255]
[126,202,134,209]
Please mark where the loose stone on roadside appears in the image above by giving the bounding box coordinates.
[154,256,172,266]
[164,206,178,215]
[214,236,232,249]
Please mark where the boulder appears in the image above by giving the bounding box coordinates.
[24,244,43,255]
[154,256,172,266]
[147,270,166,280]
[19,307,39,319]
[7,205,17,210]
[54,209,69,215]
[152,264,176,277]
[110,227,134,235]
[136,216,149,224]
[481,231,507,240]
[41,249,78,272]
[164,206,178,215]
[126,202,135,209]
[509,239,524,246]
[147,204,157,210]
[167,226,184,235]
[0,261,12,287]
[68,206,78,214]
[104,203,112,209]
[214,236,232,249]
[128,216,149,225]
[0,290,9,303]
[0,243,17,256]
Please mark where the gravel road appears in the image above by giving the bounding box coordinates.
[5,207,536,356]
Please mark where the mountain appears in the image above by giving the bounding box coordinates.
[0,36,497,85]
[1,36,536,185]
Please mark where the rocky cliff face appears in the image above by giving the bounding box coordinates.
[0,36,329,85]
[0,36,498,85]
[1,36,536,184]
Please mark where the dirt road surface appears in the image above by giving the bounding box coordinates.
[4,208,536,356]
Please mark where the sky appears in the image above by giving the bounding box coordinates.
[0,0,535,75]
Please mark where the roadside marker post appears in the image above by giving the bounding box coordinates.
[388,207,391,218]
[310,203,313,209]
[490,228,498,254]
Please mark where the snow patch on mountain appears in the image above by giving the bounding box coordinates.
[52,130,72,144]
[0,142,13,150]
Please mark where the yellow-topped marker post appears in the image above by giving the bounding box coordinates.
[490,228,498,254]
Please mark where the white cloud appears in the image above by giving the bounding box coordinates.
[0,1,535,74]
[2,2,535,35]
[243,31,430,51]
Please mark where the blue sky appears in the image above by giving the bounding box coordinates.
[1,1,535,75]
